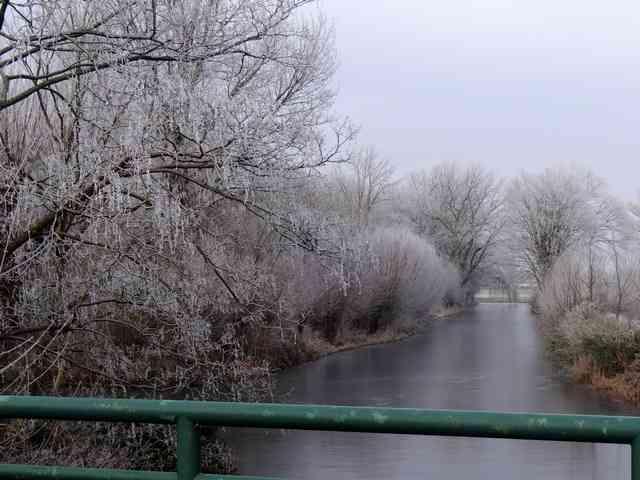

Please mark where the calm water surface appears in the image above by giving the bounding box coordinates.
[226,304,637,479]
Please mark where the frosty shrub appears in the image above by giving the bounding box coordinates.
[0,0,356,472]
[298,226,459,340]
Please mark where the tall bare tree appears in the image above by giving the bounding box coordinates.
[329,146,395,226]
[0,0,356,399]
[408,162,505,297]
[506,168,622,292]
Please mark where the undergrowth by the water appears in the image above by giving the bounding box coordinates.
[543,303,640,405]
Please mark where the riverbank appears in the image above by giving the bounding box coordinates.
[224,304,467,473]
[229,303,632,480]
[540,303,640,407]
[274,305,466,370]
[565,347,640,407]
[568,357,640,406]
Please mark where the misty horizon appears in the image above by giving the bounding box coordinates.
[321,0,640,200]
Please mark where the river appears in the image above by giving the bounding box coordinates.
[226,303,637,479]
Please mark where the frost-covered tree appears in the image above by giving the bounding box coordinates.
[0,0,356,397]
[0,1,463,469]
[0,0,362,469]
[328,146,395,226]
[0,0,353,268]
[407,162,504,297]
[506,168,623,291]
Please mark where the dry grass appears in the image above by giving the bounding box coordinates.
[302,305,464,361]
[430,304,466,319]
[569,355,596,384]
[298,326,417,363]
[569,354,640,405]
[540,301,640,406]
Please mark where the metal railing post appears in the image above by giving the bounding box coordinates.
[176,417,200,480]
[6,396,640,480]
[633,436,640,480]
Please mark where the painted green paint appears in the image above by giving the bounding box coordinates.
[177,417,200,480]
[1,395,640,479]
[0,465,277,480]
[633,436,640,480]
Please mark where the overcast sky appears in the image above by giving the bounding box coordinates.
[319,0,640,199]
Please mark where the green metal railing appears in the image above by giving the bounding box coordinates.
[1,396,640,479]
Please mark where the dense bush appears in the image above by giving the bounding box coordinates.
[538,246,640,403]
[270,225,459,343]
[0,0,476,471]
[0,201,458,470]
[551,304,640,375]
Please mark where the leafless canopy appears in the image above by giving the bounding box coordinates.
[408,162,505,293]
[0,0,356,399]
[506,168,620,290]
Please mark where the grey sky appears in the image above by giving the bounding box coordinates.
[319,0,640,199]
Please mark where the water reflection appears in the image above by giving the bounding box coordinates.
[227,304,636,479]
